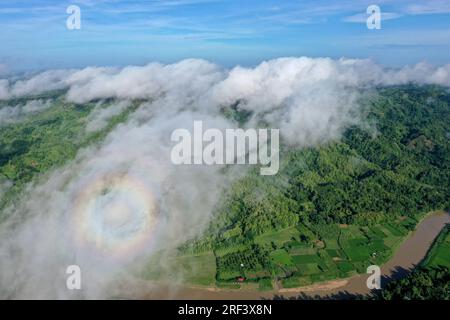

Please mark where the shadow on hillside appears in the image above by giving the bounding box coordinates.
[267,265,413,300]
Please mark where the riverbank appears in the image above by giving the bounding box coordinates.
[118,211,450,299]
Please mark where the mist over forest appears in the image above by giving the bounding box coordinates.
[0,57,449,299]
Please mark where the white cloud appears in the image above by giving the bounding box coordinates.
[0,99,53,126]
[85,100,131,133]
[0,70,75,100]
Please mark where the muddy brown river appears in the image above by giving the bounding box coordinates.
[118,211,450,300]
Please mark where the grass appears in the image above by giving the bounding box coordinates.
[323,238,340,250]
[254,227,299,247]
[288,245,316,255]
[214,243,250,257]
[383,224,406,237]
[292,254,321,265]
[326,249,342,258]
[270,249,294,266]
[421,224,450,268]
[336,261,355,273]
[297,263,321,275]
[368,226,386,238]
[177,253,217,286]
[281,275,312,288]
[140,252,217,286]
[258,278,273,291]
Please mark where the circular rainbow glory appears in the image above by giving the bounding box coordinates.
[72,173,158,259]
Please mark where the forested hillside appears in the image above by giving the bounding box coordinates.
[0,95,138,214]
[161,85,450,288]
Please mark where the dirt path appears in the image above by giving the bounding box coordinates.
[118,211,450,300]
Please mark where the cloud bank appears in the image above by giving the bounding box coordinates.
[85,100,131,133]
[0,99,53,126]
[0,57,450,299]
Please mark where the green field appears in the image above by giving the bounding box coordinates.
[421,224,450,268]
[254,227,299,247]
[270,249,294,266]
[150,216,420,289]
[140,251,217,286]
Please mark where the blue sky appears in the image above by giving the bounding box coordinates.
[1,0,450,73]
